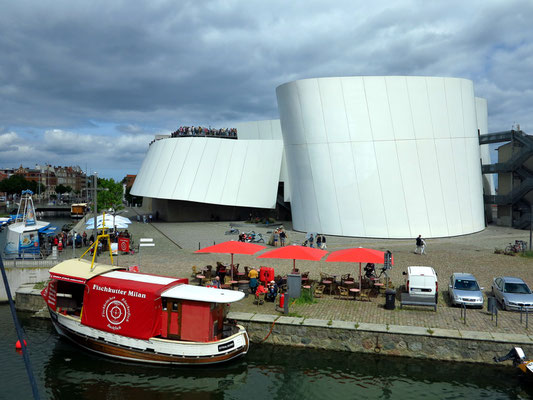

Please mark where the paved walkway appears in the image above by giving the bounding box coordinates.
[75,207,533,335]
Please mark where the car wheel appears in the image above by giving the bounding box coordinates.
[501,300,506,311]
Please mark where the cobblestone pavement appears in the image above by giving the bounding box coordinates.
[77,208,533,335]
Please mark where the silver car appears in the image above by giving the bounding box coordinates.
[492,276,533,311]
[448,273,484,308]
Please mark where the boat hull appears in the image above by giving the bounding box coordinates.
[49,309,249,365]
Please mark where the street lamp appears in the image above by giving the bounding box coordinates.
[93,173,98,255]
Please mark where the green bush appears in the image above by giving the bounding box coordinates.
[293,289,317,305]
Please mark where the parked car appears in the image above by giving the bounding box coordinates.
[403,266,438,302]
[448,273,484,308]
[492,276,533,311]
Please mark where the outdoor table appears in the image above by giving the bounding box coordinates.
[349,288,360,300]
[344,280,355,287]
[373,282,384,295]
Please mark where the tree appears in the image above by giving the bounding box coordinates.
[124,185,142,206]
[0,175,39,195]
[97,178,123,211]
[55,184,69,195]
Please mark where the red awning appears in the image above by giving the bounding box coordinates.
[81,271,185,340]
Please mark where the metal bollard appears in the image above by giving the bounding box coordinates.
[199,242,201,250]
[527,308,529,330]
[495,307,498,326]
[460,303,467,324]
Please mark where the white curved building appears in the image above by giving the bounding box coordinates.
[132,76,487,238]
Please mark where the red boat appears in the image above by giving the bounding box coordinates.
[41,259,249,365]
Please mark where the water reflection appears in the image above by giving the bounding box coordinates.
[2,307,533,399]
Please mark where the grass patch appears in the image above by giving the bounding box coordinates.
[427,328,434,335]
[292,289,317,305]
[521,251,533,258]
[288,312,303,318]
[33,281,47,290]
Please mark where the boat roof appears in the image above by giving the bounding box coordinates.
[161,284,245,303]
[103,270,180,286]
[9,220,50,233]
[49,259,124,284]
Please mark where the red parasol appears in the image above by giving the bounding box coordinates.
[195,241,267,279]
[257,245,327,273]
[325,247,394,290]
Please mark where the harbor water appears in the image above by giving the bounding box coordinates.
[1,305,532,400]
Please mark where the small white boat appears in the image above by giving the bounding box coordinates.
[4,190,49,258]
[41,259,249,365]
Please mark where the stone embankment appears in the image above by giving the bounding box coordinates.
[15,288,533,365]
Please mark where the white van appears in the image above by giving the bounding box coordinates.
[404,266,438,302]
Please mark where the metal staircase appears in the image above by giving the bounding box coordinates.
[480,129,533,229]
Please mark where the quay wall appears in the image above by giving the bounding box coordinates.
[230,312,533,365]
[13,290,533,365]
[0,262,54,302]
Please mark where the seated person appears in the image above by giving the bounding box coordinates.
[265,280,278,302]
[210,276,221,288]
[364,263,376,279]
[248,268,259,294]
[255,284,267,297]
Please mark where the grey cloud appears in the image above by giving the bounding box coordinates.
[1,0,533,179]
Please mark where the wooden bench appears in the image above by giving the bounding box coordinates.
[400,293,437,311]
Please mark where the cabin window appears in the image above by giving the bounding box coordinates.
[172,302,178,311]
[162,298,167,311]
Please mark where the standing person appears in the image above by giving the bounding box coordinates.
[321,234,327,250]
[415,235,427,255]
[309,234,314,248]
[316,234,322,249]
[273,230,279,247]
[248,268,259,294]
[280,230,286,246]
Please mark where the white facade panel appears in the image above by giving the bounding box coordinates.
[364,76,395,141]
[328,142,364,236]
[277,83,306,146]
[158,139,192,199]
[352,141,387,237]
[395,141,431,237]
[152,139,179,198]
[204,140,233,203]
[341,77,373,142]
[445,78,465,138]
[295,79,327,144]
[188,140,220,202]
[288,144,321,233]
[319,78,350,143]
[174,139,207,200]
[462,81,478,137]
[374,141,410,237]
[451,139,474,233]
[386,77,415,141]
[426,78,451,139]
[307,143,342,234]
[406,77,434,140]
[434,139,462,235]
[220,143,248,206]
[466,136,486,231]
[416,139,449,237]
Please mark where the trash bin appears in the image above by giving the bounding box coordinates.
[385,289,396,310]
[487,296,497,314]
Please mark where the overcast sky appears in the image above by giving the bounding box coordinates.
[1,0,532,181]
